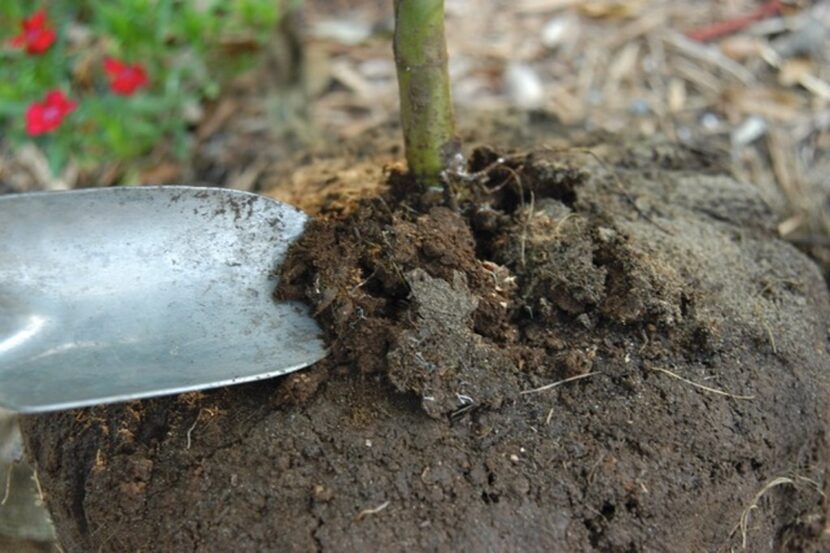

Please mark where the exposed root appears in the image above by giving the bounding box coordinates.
[186,411,202,450]
[753,302,778,355]
[520,372,600,395]
[648,366,755,400]
[185,406,225,449]
[730,475,825,549]
[356,500,390,521]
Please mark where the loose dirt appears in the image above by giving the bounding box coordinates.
[20,137,830,552]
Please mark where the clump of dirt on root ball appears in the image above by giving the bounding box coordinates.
[21,139,830,553]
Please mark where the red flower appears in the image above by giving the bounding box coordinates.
[25,90,77,136]
[10,10,57,55]
[104,58,149,96]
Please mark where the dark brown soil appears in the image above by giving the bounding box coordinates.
[20,138,830,552]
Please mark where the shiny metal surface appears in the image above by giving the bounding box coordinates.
[0,186,326,413]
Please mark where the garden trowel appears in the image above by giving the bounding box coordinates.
[0,186,327,413]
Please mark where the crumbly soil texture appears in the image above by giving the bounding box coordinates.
[21,139,830,552]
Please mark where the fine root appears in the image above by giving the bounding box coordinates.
[648,366,754,400]
[729,475,825,549]
[1,462,12,506]
[32,467,45,507]
[520,372,600,395]
[186,411,202,450]
[356,500,391,521]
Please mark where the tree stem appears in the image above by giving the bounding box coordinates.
[393,0,461,185]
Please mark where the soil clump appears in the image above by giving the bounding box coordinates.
[20,137,830,552]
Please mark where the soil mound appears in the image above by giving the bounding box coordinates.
[22,140,830,552]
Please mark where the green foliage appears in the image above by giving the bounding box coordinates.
[0,0,283,175]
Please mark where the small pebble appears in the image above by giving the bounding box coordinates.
[628,98,650,116]
[634,196,651,212]
[597,226,617,243]
[576,313,593,329]
[182,100,204,125]
[540,16,576,50]
[312,484,334,502]
[731,115,766,146]
[641,54,658,73]
[505,63,545,110]
[773,17,828,59]
[677,126,692,142]
[701,112,721,131]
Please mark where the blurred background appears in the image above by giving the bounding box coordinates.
[1,0,829,549]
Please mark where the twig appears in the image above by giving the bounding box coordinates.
[356,500,390,521]
[605,8,669,49]
[521,372,599,395]
[686,0,782,42]
[662,30,755,85]
[648,367,754,400]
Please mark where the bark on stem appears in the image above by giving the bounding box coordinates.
[393,0,461,185]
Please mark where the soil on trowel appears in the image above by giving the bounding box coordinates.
[20,137,830,552]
